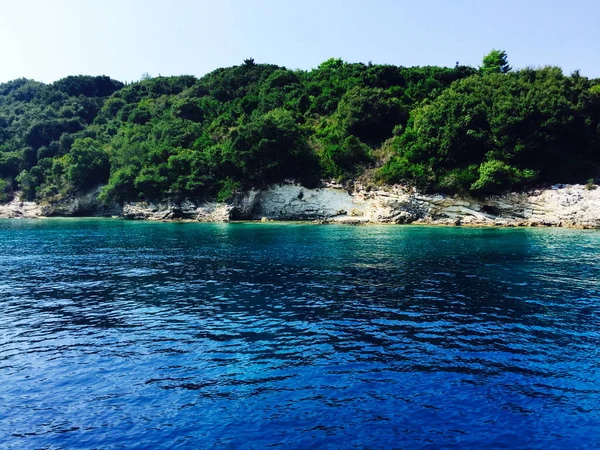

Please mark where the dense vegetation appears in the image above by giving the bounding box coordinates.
[1,51,599,204]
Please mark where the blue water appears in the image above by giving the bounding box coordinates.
[1,220,599,449]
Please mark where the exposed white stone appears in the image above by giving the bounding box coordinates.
[0,196,43,218]
[3,183,600,228]
[249,185,362,220]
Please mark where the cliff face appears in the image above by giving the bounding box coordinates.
[2,183,600,228]
[234,183,600,228]
[0,186,120,219]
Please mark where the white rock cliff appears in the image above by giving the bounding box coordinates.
[2,183,600,228]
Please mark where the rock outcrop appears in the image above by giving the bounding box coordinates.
[2,182,600,228]
[0,196,44,219]
[226,182,600,228]
[39,186,121,217]
[246,185,358,221]
[122,200,232,222]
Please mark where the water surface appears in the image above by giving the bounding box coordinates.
[1,220,599,448]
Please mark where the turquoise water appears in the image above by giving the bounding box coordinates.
[1,219,600,448]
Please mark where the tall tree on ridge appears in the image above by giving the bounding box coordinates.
[481,49,511,74]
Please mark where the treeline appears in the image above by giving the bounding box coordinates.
[1,51,599,204]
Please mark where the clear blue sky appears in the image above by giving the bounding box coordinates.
[1,0,598,83]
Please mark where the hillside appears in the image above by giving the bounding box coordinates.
[1,51,599,206]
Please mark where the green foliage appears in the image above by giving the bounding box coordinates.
[216,178,241,202]
[223,109,319,187]
[377,154,431,187]
[53,75,124,98]
[0,178,13,203]
[64,137,109,190]
[336,87,406,144]
[437,165,479,193]
[470,160,536,193]
[100,97,127,120]
[379,66,598,194]
[98,166,138,203]
[585,178,597,190]
[318,135,372,180]
[481,49,511,75]
[16,168,42,200]
[0,152,22,178]
[1,55,599,204]
[26,119,84,150]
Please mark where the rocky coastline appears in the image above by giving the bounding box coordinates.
[1,182,600,229]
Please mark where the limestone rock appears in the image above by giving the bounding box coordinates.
[3,182,600,228]
[0,196,43,218]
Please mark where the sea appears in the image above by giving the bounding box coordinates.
[1,219,599,448]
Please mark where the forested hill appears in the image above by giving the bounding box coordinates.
[1,51,599,205]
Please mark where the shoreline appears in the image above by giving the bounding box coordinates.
[1,215,598,230]
[3,217,600,234]
[2,183,600,229]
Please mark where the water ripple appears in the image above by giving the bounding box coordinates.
[1,220,600,448]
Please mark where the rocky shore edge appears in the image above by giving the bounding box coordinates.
[1,182,599,229]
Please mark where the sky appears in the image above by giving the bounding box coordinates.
[0,0,599,84]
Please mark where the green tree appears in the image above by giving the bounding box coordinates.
[64,138,110,190]
[222,109,319,187]
[15,167,43,200]
[481,49,511,74]
[379,68,593,194]
[1,56,599,206]
[471,160,536,193]
[0,178,13,203]
[335,87,406,144]
[318,135,371,180]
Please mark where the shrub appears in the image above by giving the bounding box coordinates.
[0,179,13,203]
[585,178,597,190]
